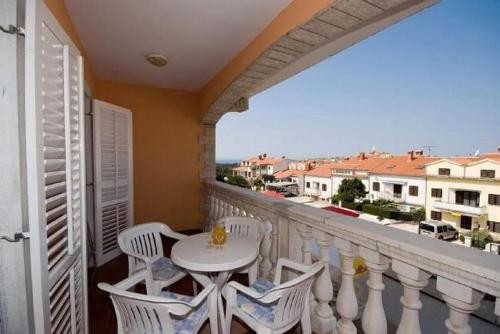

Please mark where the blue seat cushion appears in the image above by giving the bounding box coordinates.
[151,257,183,281]
[160,291,208,334]
[236,278,277,326]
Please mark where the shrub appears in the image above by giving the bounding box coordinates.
[341,201,363,211]
[361,204,413,221]
[331,195,339,204]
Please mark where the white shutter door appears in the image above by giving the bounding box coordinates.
[25,3,87,333]
[93,100,133,266]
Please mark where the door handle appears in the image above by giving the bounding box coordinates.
[0,232,30,242]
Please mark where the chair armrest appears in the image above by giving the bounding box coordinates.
[227,281,263,299]
[227,281,281,304]
[189,283,216,307]
[167,284,216,317]
[113,270,148,290]
[159,224,187,240]
[273,258,313,285]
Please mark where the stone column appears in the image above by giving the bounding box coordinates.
[335,237,359,334]
[392,260,430,334]
[437,277,484,334]
[312,233,336,334]
[259,219,272,279]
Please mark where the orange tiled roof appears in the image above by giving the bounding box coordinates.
[304,163,337,177]
[370,155,438,176]
[273,169,305,179]
[256,157,283,165]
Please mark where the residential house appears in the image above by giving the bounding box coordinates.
[331,152,387,196]
[303,163,336,200]
[425,150,500,238]
[369,151,438,209]
[232,157,258,180]
[252,154,290,178]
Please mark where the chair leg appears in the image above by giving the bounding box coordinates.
[300,303,311,334]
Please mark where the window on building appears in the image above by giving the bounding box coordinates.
[438,168,451,176]
[431,188,442,198]
[488,220,500,233]
[481,169,496,179]
[306,182,310,189]
[456,191,480,207]
[409,185,419,196]
[430,210,442,221]
[372,182,380,191]
[321,184,327,191]
[460,216,472,230]
[488,194,500,205]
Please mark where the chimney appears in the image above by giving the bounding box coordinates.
[258,155,262,160]
[263,153,267,158]
[497,146,500,153]
[358,152,366,160]
[415,150,424,156]
[407,150,415,161]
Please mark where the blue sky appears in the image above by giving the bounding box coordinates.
[216,0,500,161]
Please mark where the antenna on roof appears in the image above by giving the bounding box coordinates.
[423,145,438,156]
[474,149,480,157]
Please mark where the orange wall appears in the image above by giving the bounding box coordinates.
[96,81,203,230]
[200,0,333,117]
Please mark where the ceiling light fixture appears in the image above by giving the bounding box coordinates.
[146,54,168,67]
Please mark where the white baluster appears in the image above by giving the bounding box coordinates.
[269,220,279,277]
[437,277,484,334]
[335,237,359,334]
[312,233,336,334]
[297,224,317,315]
[259,220,272,279]
[359,247,390,334]
[297,224,313,265]
[392,260,430,334]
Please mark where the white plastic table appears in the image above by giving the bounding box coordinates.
[171,232,259,334]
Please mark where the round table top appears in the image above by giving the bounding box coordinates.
[171,232,259,272]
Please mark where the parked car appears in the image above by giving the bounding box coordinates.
[419,221,458,240]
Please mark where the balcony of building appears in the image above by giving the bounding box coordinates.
[432,200,488,217]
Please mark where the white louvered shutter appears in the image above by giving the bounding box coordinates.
[93,100,133,266]
[25,3,87,333]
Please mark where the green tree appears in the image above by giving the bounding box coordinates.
[261,174,275,183]
[412,207,426,234]
[226,175,250,188]
[252,178,264,190]
[336,178,367,203]
[216,163,236,181]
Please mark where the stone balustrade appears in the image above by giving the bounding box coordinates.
[205,181,500,333]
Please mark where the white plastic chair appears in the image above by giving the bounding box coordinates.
[224,258,324,334]
[98,271,218,334]
[118,222,190,295]
[216,216,268,284]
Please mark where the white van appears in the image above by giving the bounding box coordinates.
[420,221,457,240]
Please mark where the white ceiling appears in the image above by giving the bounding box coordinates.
[65,0,292,91]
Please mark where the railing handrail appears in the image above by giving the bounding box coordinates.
[206,180,500,297]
